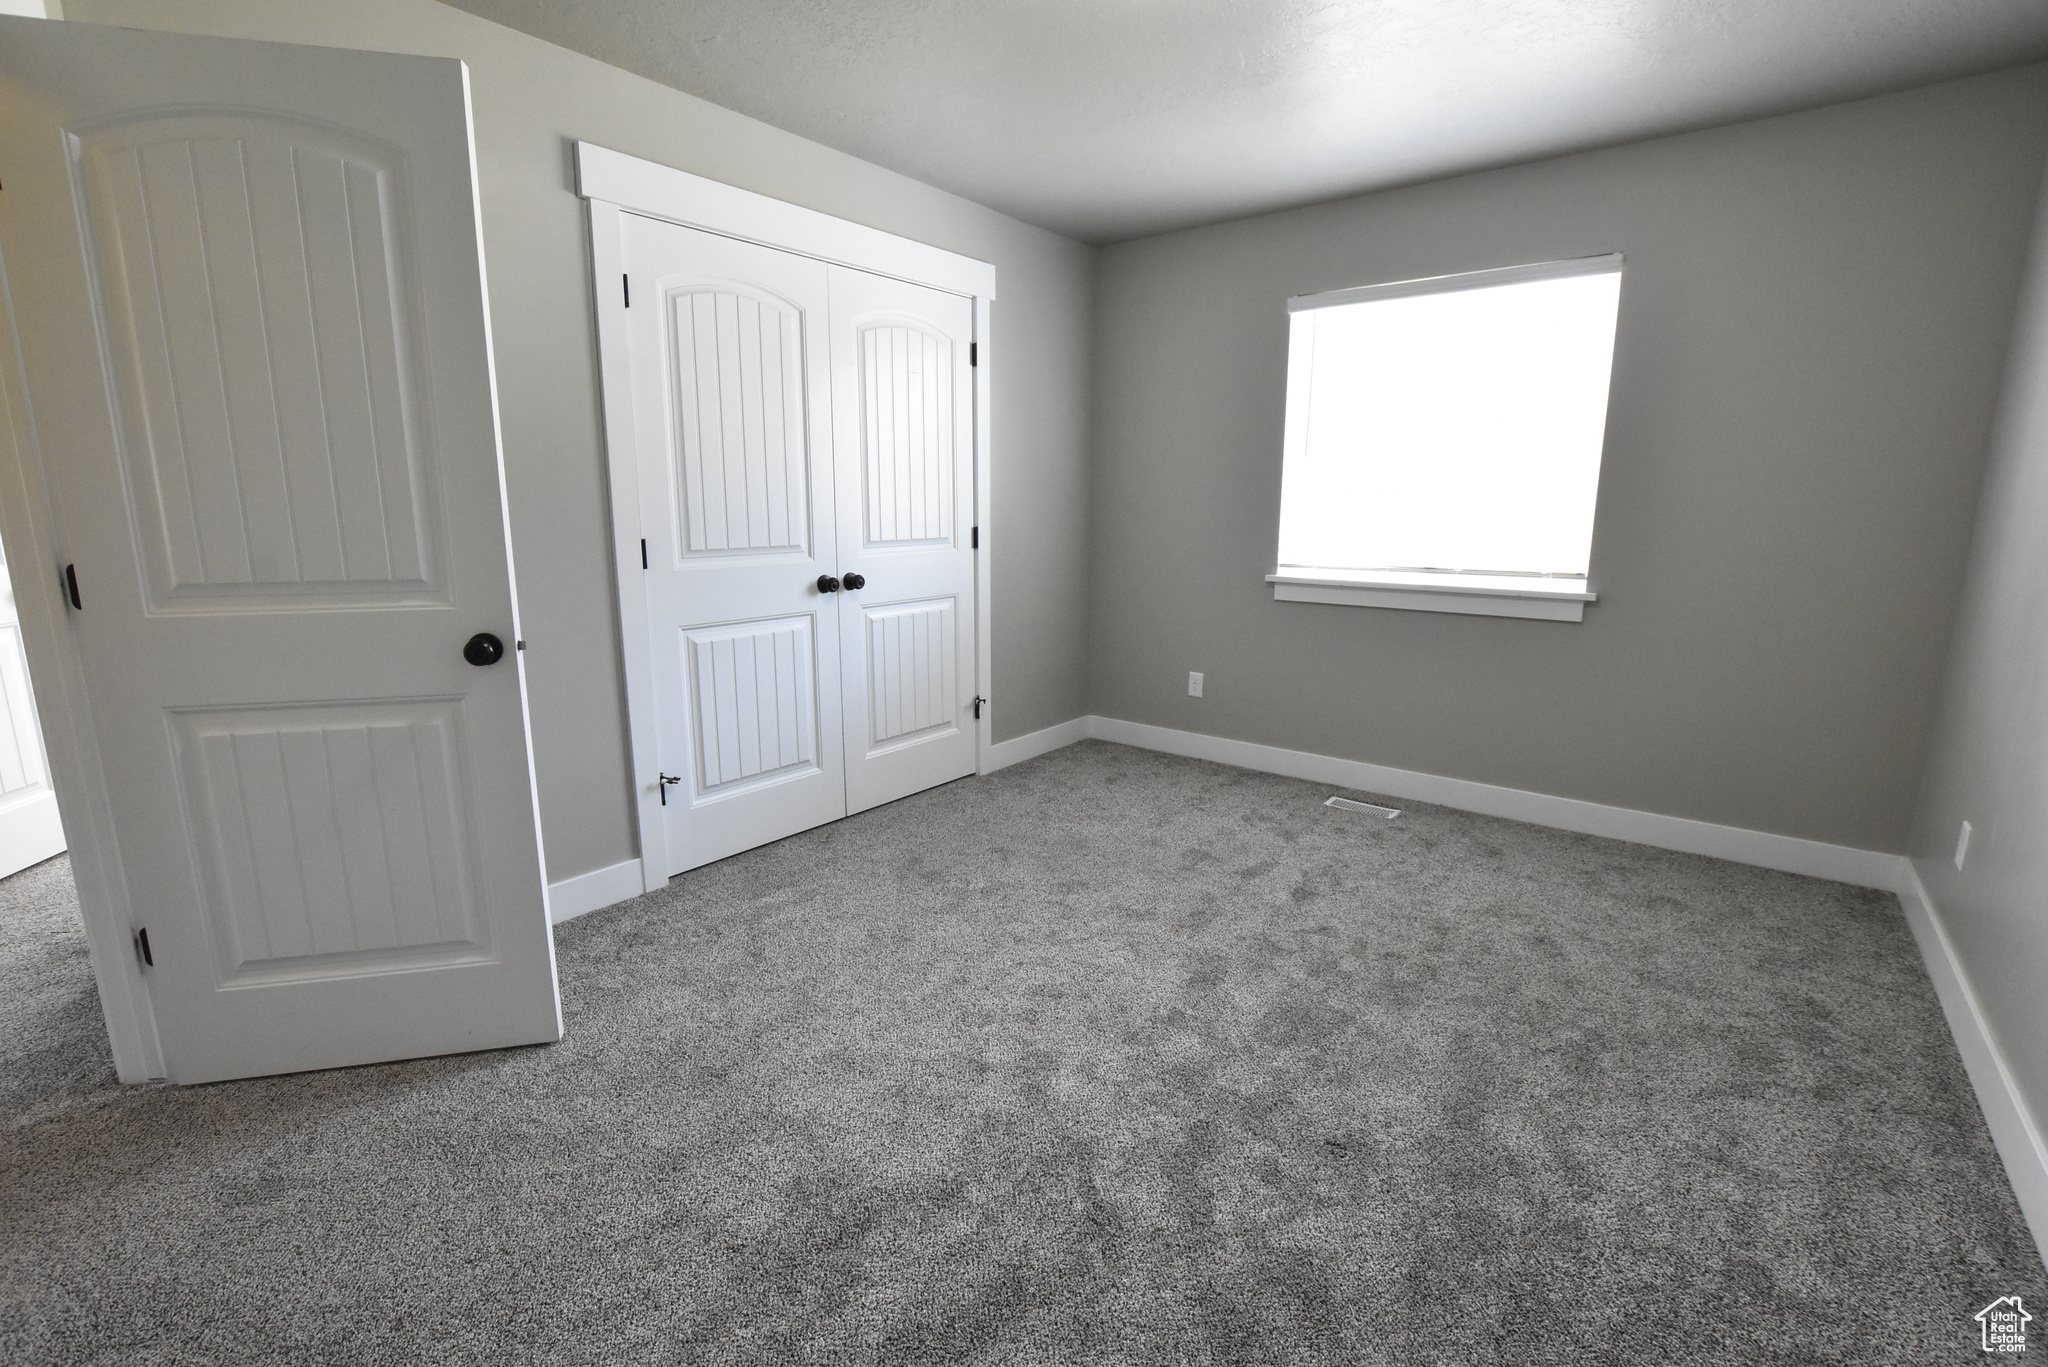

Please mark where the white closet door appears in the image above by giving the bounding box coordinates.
[827,268,978,814]
[0,549,65,880]
[620,215,846,874]
[0,20,560,1082]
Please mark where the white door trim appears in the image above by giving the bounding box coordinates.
[575,143,997,300]
[577,143,997,891]
[973,296,994,772]
[584,198,666,896]
[0,249,164,1083]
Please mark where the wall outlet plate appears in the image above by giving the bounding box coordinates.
[1187,671,1203,697]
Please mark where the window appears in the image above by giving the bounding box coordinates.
[1270,255,1623,621]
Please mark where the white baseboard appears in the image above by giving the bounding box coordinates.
[547,857,645,925]
[1083,716,1899,889]
[1893,860,2048,1261]
[981,716,1092,773]
[0,789,66,880]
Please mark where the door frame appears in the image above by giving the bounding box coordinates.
[0,247,165,1083]
[577,142,997,891]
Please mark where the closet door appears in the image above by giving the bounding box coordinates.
[827,268,978,815]
[620,215,846,873]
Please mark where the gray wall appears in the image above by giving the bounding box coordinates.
[1086,67,2048,853]
[69,0,1097,884]
[1908,158,2048,1165]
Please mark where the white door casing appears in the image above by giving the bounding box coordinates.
[829,269,977,815]
[622,215,847,871]
[580,142,996,885]
[0,20,560,1083]
[0,544,65,879]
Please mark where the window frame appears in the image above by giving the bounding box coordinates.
[1270,253,1623,623]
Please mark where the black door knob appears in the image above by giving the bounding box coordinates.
[816,575,841,593]
[463,632,505,666]
[842,572,866,591]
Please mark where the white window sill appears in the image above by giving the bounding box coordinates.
[1267,570,1596,622]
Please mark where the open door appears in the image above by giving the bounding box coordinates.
[0,18,561,1083]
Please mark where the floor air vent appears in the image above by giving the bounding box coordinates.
[1325,796,1400,819]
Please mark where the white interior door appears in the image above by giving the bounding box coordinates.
[0,19,560,1083]
[0,545,65,879]
[621,214,847,874]
[828,268,978,814]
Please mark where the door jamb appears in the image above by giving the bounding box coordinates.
[575,142,998,891]
[973,296,993,778]
[0,249,164,1083]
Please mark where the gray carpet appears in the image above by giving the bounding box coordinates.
[1,740,2041,1365]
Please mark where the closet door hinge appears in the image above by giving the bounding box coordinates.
[971,526,978,549]
[641,538,648,569]
[969,342,977,367]
[63,563,81,610]
[623,273,631,308]
[135,927,153,967]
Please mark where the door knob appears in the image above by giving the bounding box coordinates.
[842,573,866,591]
[816,575,841,593]
[463,632,505,666]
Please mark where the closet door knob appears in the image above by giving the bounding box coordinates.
[842,573,866,591]
[816,575,841,594]
[463,632,505,666]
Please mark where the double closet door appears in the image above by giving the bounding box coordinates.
[621,216,976,875]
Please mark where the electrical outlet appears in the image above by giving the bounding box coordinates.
[1954,820,1973,872]
[1187,671,1204,698]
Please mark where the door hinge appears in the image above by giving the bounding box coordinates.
[971,526,979,549]
[623,273,631,308]
[63,563,81,610]
[135,927,153,967]
[658,772,682,805]
[641,538,648,569]
[972,695,986,720]
[969,341,977,367]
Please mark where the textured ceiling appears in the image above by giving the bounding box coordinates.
[439,0,2048,243]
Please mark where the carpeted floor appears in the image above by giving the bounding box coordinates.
[1,740,2042,1365]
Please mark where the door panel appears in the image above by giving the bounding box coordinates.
[670,286,811,557]
[171,700,486,981]
[622,214,845,874]
[861,596,959,749]
[856,322,955,548]
[683,614,821,795]
[830,268,976,814]
[81,115,441,609]
[0,20,559,1082]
